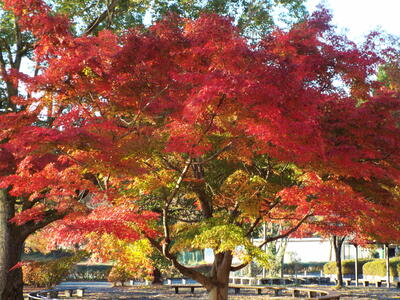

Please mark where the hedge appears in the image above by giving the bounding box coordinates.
[363,257,400,277]
[323,259,372,276]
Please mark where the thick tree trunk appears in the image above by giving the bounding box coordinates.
[0,189,8,298]
[0,189,25,300]
[333,236,344,288]
[151,267,163,284]
[208,284,229,300]
[206,252,232,300]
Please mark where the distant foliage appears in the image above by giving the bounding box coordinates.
[22,252,87,287]
[67,264,112,281]
[284,262,325,275]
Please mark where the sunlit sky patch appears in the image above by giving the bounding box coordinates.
[306,0,400,43]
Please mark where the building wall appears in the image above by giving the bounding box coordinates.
[284,238,372,263]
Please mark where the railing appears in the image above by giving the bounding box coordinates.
[27,288,86,299]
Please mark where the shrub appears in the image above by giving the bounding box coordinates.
[107,265,136,286]
[363,257,400,277]
[23,251,87,287]
[323,259,372,276]
[107,261,153,285]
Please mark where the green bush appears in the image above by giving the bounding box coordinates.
[23,251,87,287]
[323,259,372,276]
[363,257,400,277]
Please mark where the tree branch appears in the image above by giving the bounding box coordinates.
[21,209,68,238]
[147,237,210,287]
[162,158,192,254]
[192,142,233,165]
[231,213,311,273]
[159,155,182,172]
[84,0,120,35]
[258,211,312,249]
[166,157,192,207]
[246,217,262,237]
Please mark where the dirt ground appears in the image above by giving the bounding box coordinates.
[24,285,400,299]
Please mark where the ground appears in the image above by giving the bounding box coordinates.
[24,284,400,299]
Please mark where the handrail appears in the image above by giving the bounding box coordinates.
[27,287,86,300]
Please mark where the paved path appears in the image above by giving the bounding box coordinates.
[27,282,400,299]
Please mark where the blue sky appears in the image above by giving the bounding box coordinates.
[306,0,400,42]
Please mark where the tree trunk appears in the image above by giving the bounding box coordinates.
[0,189,25,300]
[151,267,163,284]
[333,236,345,288]
[206,252,232,300]
[208,284,229,300]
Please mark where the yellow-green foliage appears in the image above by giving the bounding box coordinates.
[172,217,271,268]
[94,235,154,282]
[23,251,87,287]
[363,257,400,277]
[323,259,372,275]
[220,170,281,217]
[107,264,136,285]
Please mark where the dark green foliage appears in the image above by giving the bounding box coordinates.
[22,250,73,262]
[67,264,112,281]
[323,259,373,276]
[363,257,400,277]
[284,262,326,275]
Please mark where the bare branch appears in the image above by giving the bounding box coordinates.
[84,0,120,35]
[192,142,233,165]
[166,157,192,207]
[195,94,225,146]
[228,202,240,223]
[258,211,312,249]
[231,213,311,272]
[159,155,182,172]
[246,217,262,236]
[230,262,248,272]
[162,158,193,254]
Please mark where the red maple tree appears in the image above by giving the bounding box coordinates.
[2,1,400,299]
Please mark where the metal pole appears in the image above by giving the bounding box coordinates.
[262,223,267,278]
[386,244,390,288]
[355,244,359,287]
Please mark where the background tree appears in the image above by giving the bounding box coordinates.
[258,223,288,277]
